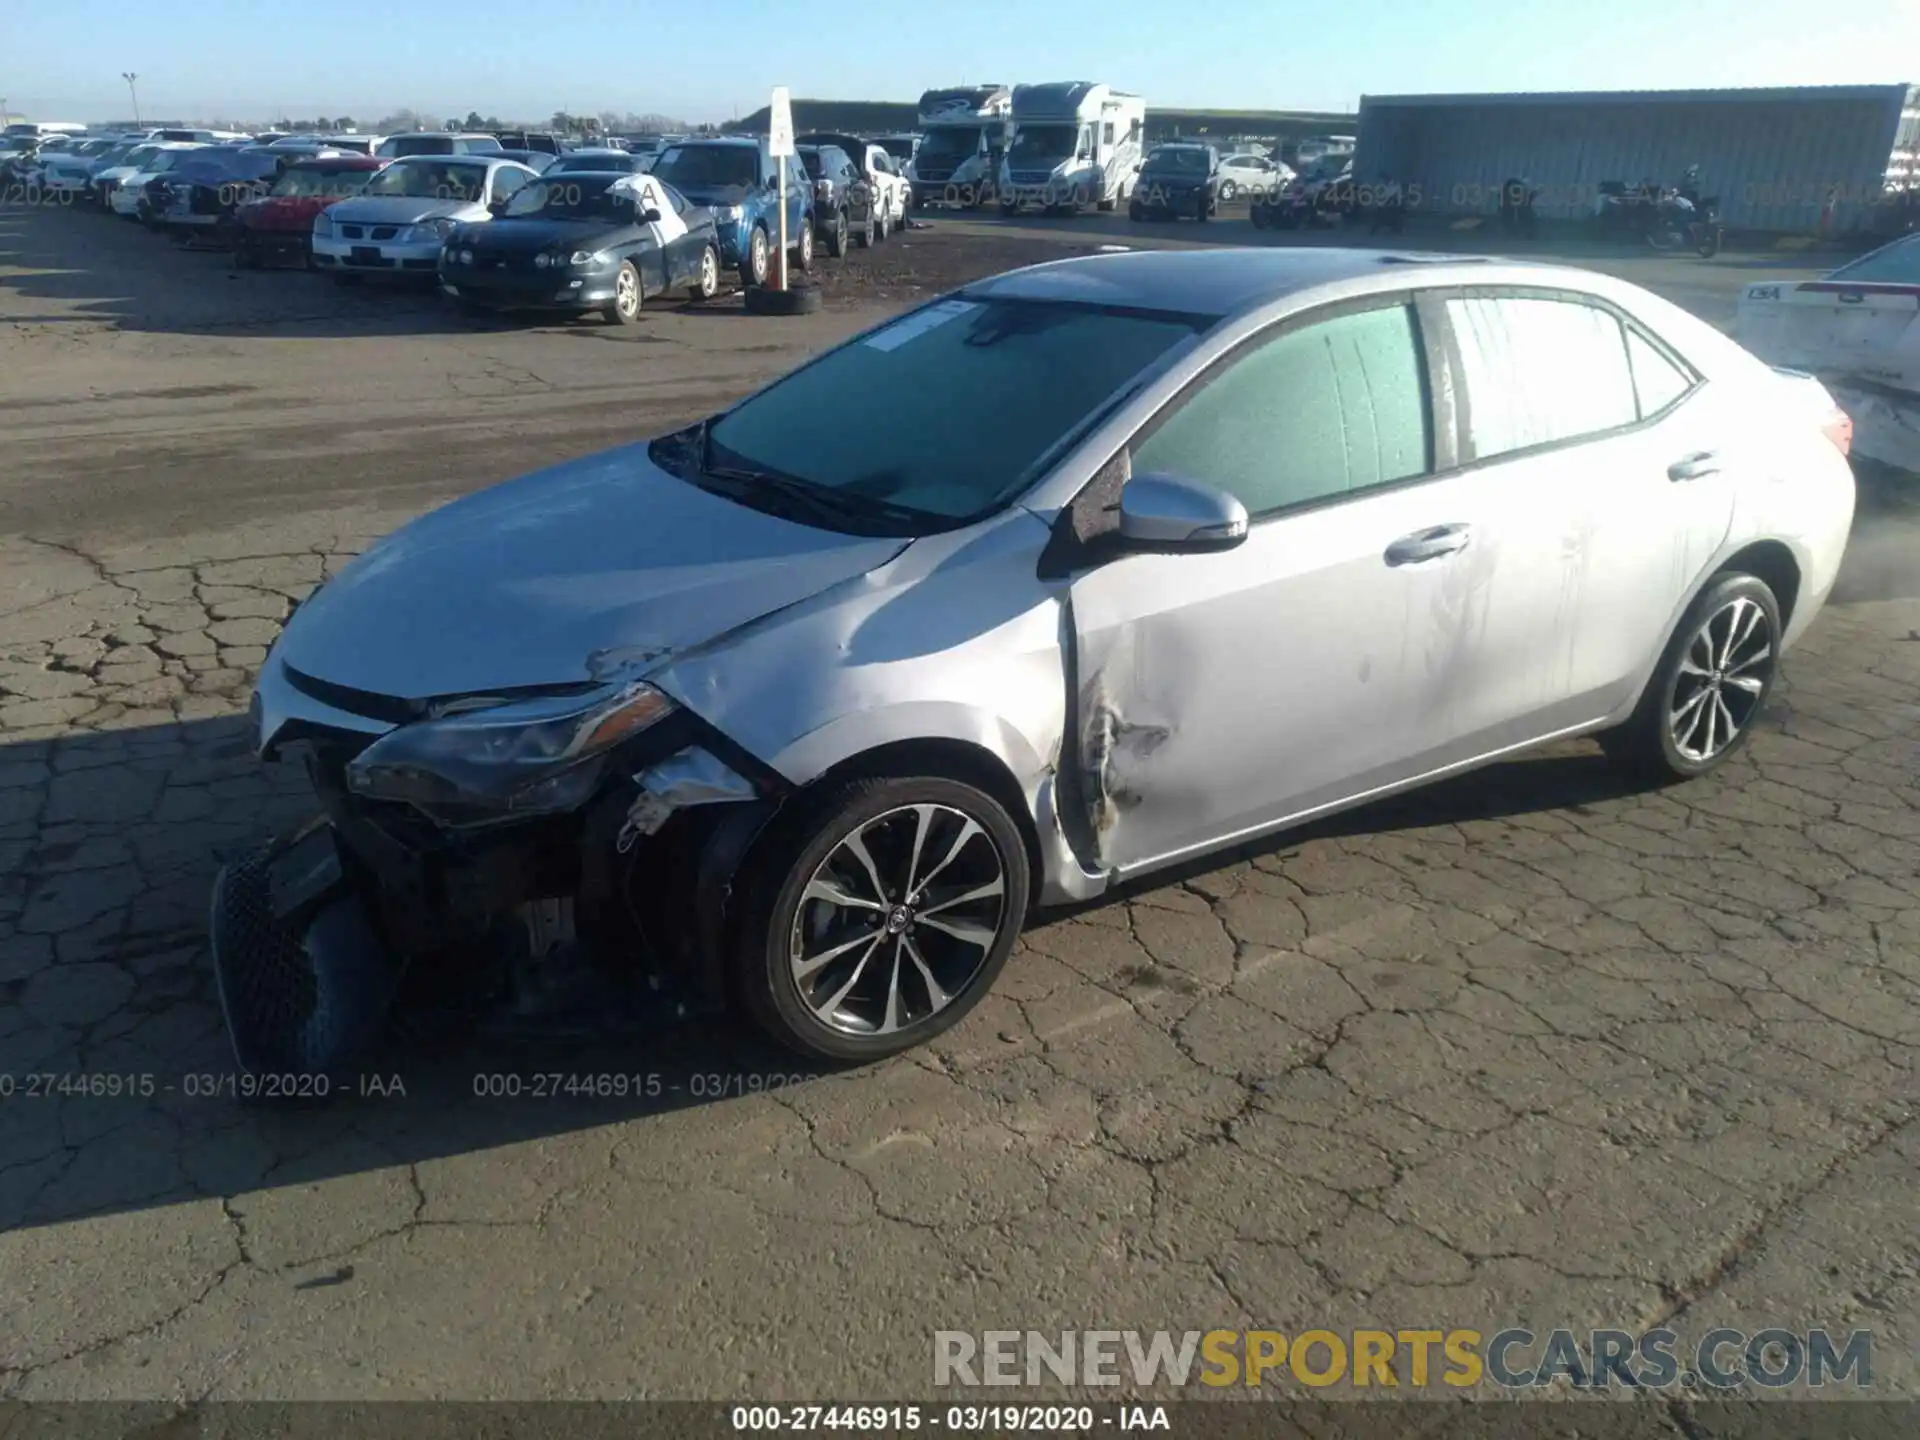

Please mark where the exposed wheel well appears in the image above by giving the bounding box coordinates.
[1716,540,1802,630]
[811,739,1045,897]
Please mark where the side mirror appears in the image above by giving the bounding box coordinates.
[486,199,507,215]
[1117,473,1249,552]
[641,207,662,223]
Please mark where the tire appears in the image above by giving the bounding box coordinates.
[1251,207,1270,229]
[875,206,890,243]
[687,242,720,300]
[1599,572,1782,783]
[854,210,875,248]
[1196,190,1209,223]
[743,282,823,316]
[999,199,1019,217]
[793,216,814,273]
[1697,229,1722,258]
[232,241,258,270]
[825,208,848,258]
[1219,180,1237,202]
[607,259,643,323]
[1128,201,1143,222]
[739,224,770,288]
[730,777,1031,1062]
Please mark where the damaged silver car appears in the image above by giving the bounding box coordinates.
[217,247,1856,1072]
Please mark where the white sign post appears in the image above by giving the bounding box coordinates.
[767,86,794,292]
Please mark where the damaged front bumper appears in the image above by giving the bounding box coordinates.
[212,658,790,1081]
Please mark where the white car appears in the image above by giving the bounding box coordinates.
[91,142,167,206]
[35,137,129,198]
[108,142,211,217]
[311,155,540,280]
[1736,232,1920,472]
[1215,151,1292,202]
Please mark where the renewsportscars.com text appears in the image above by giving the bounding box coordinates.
[934,1328,1873,1390]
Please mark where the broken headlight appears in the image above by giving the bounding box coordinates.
[344,681,677,821]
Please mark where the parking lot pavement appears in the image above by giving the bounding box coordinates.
[1,202,1917,1403]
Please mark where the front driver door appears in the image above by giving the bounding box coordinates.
[1066,296,1475,876]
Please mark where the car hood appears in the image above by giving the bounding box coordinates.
[675,182,754,208]
[326,194,482,224]
[273,440,910,700]
[464,217,621,254]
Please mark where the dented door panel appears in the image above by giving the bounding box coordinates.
[1067,484,1478,876]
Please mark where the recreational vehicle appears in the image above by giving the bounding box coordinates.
[907,85,1013,208]
[998,82,1145,214]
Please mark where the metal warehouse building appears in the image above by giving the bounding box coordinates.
[1353,84,1919,234]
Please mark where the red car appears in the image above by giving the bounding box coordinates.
[233,155,386,269]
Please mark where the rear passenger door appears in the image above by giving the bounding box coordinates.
[1412,286,1734,756]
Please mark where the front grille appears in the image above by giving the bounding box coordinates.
[283,664,423,724]
[371,225,399,240]
[1011,171,1054,185]
[339,223,364,239]
[915,164,955,183]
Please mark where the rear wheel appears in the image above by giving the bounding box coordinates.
[687,243,720,300]
[1600,572,1781,782]
[825,207,848,258]
[792,216,814,272]
[731,777,1031,1063]
[875,206,891,243]
[854,210,875,248]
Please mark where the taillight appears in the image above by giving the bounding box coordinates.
[1821,406,1853,457]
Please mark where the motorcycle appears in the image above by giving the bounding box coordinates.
[1595,169,1721,257]
[1646,187,1723,258]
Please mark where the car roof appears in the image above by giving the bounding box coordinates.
[674,136,758,147]
[963,246,1562,319]
[288,155,383,169]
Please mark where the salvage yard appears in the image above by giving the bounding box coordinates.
[2,200,1918,1408]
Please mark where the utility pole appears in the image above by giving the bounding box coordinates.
[122,72,141,126]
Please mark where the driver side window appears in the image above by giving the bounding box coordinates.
[1130,303,1432,518]
[489,167,529,203]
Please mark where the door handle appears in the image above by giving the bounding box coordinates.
[1384,524,1471,566]
[1668,451,1722,481]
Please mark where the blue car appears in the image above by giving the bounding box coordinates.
[647,137,814,287]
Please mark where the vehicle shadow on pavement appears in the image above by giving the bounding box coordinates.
[0,706,1670,1238]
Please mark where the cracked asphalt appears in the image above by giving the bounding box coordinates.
[1,201,1917,1412]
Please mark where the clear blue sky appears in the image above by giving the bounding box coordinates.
[5,0,1916,125]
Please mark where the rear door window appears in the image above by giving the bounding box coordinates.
[1441,294,1639,461]
[1625,328,1695,418]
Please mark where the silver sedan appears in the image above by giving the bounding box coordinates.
[230,248,1857,1072]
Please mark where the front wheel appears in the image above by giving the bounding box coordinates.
[1696,227,1722,258]
[825,208,848,258]
[793,216,814,272]
[739,224,770,287]
[607,259,643,323]
[731,777,1031,1062]
[1219,180,1237,202]
[874,206,891,243]
[1600,572,1781,783]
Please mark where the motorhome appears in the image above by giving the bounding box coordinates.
[998,82,1145,214]
[906,86,1011,208]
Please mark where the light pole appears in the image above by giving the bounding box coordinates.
[121,72,140,127]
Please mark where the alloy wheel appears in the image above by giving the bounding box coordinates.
[787,803,1008,1038]
[697,245,718,297]
[615,264,640,319]
[1667,595,1774,764]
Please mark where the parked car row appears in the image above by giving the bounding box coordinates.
[35,128,907,320]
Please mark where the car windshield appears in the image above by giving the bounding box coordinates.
[651,144,759,189]
[118,146,161,169]
[1009,125,1074,164]
[145,151,195,175]
[501,176,630,220]
[916,128,980,162]
[361,160,486,199]
[273,166,371,197]
[880,137,915,160]
[692,298,1205,532]
[1827,234,1920,284]
[798,151,826,180]
[1147,148,1208,174]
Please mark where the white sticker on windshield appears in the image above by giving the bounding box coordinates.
[862,299,979,352]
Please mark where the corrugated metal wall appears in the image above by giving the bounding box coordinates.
[1354,92,1909,233]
